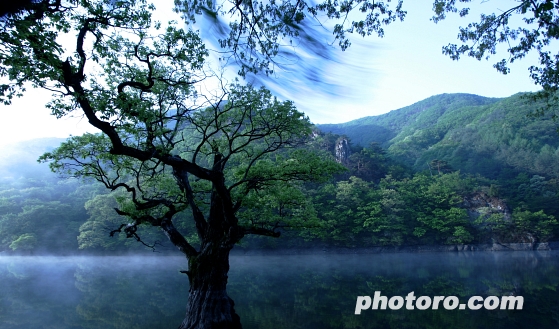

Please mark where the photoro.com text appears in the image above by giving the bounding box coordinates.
[355,291,523,314]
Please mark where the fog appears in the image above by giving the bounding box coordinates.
[1,251,558,329]
[0,138,63,181]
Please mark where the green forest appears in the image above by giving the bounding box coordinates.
[1,92,559,254]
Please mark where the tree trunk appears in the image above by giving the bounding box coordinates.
[179,244,242,329]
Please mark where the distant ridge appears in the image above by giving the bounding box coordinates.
[317,92,559,179]
[318,93,500,147]
[0,137,66,180]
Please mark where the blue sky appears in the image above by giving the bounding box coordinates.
[0,1,541,146]
[285,1,541,123]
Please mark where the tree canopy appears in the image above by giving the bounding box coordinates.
[432,0,559,98]
[0,0,407,105]
[40,84,343,251]
[2,0,556,101]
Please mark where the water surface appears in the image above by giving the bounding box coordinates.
[0,251,557,328]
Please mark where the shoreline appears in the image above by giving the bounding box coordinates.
[231,241,559,255]
[1,242,558,257]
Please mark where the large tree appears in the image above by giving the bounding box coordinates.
[0,0,362,327]
[41,84,342,328]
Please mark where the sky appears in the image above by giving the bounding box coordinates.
[0,1,542,146]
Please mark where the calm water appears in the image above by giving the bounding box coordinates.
[0,251,558,329]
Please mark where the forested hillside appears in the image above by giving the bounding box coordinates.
[1,92,559,254]
[319,94,499,147]
[312,92,559,248]
[319,93,559,179]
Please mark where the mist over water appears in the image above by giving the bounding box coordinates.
[0,252,558,329]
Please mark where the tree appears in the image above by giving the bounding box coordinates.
[0,0,58,19]
[428,159,453,175]
[42,86,342,328]
[0,176,91,253]
[432,0,559,102]
[0,0,350,327]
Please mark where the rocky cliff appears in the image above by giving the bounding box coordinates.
[335,138,350,164]
[463,192,511,221]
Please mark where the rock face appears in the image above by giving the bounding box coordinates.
[461,192,545,247]
[463,192,510,221]
[335,138,350,164]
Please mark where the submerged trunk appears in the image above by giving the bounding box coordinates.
[179,244,242,329]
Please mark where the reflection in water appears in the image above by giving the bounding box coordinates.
[0,252,558,329]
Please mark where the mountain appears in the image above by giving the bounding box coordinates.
[319,94,499,146]
[0,138,65,180]
[2,98,559,253]
[317,92,559,180]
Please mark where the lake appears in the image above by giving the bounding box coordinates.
[0,251,558,328]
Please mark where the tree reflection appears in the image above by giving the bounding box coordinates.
[0,252,558,329]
